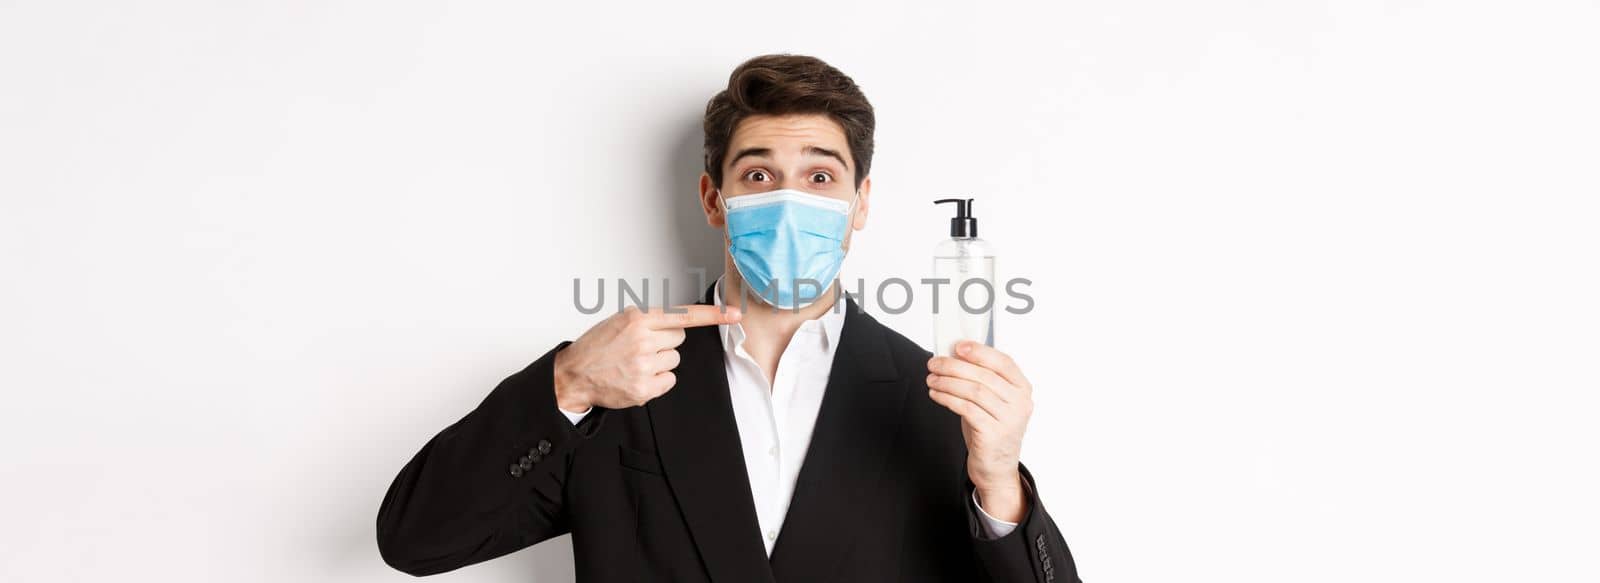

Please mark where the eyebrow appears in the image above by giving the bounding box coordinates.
[728,146,850,171]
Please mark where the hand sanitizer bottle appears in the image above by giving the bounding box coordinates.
[932,198,996,357]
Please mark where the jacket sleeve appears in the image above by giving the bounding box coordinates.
[967,462,1084,583]
[375,341,608,576]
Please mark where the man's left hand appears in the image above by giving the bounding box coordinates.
[926,340,1034,523]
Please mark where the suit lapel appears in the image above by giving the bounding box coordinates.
[768,296,907,582]
[647,287,776,583]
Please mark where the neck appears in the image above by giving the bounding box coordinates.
[720,269,840,387]
[720,267,840,338]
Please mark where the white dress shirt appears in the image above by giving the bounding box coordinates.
[559,275,1018,556]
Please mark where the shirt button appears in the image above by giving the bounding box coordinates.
[768,446,778,457]
[766,530,777,541]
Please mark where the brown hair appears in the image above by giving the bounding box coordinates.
[702,54,876,190]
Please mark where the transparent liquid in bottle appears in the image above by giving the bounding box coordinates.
[933,237,995,357]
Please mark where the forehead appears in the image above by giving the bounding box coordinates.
[727,114,850,159]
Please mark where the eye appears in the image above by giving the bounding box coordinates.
[809,171,832,184]
[744,169,772,182]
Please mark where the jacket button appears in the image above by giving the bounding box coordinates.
[509,463,524,478]
[531,451,544,463]
[518,456,534,470]
[537,439,552,454]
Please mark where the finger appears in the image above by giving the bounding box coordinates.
[928,356,1015,402]
[952,341,1028,387]
[927,374,1008,420]
[651,348,681,372]
[644,370,677,396]
[649,305,742,329]
[926,387,999,427]
[646,327,687,351]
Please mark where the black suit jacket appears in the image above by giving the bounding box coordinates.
[376,290,1083,582]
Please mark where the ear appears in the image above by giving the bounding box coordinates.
[851,176,872,231]
[699,173,725,227]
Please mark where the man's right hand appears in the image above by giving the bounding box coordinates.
[553,304,742,412]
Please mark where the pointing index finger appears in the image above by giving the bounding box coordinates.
[650,305,742,329]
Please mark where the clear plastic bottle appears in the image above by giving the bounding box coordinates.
[933,198,996,357]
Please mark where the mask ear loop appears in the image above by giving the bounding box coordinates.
[827,188,862,310]
[837,188,862,247]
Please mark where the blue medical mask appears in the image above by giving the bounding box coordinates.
[718,188,858,310]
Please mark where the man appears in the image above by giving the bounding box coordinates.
[376,54,1083,583]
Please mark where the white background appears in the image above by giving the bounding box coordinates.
[2,1,1597,581]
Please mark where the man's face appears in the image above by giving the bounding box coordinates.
[699,113,872,245]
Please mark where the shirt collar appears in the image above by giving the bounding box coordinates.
[712,273,847,355]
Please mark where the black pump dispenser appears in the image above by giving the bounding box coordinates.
[934,198,977,238]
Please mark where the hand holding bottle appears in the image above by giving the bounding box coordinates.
[926,340,1034,522]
